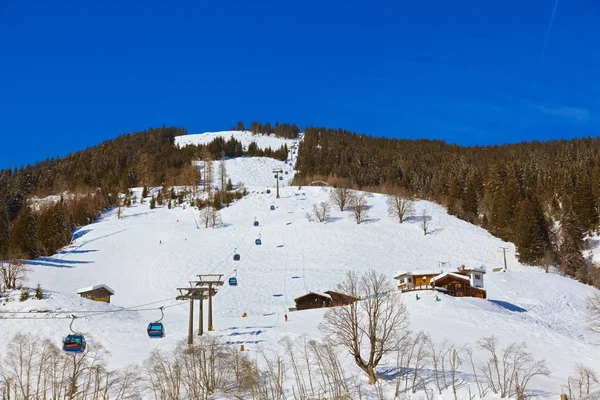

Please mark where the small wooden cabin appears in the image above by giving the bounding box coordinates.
[77,284,114,303]
[394,271,442,291]
[430,272,486,299]
[294,291,358,311]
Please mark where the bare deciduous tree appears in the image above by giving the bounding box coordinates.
[312,202,331,223]
[330,187,352,211]
[386,192,414,223]
[349,192,368,224]
[201,148,213,193]
[219,151,227,192]
[200,207,222,229]
[320,270,409,384]
[1,260,28,290]
[589,293,600,333]
[448,348,462,400]
[422,209,429,235]
[565,363,600,399]
[478,336,550,399]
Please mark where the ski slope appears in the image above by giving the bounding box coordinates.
[175,130,298,151]
[2,134,600,398]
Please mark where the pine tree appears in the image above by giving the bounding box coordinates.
[157,190,164,206]
[572,175,597,231]
[462,176,479,223]
[35,283,43,300]
[142,186,148,199]
[9,205,39,259]
[168,199,172,209]
[226,178,233,191]
[514,196,548,265]
[0,198,9,260]
[150,196,156,209]
[38,201,71,256]
[559,202,586,277]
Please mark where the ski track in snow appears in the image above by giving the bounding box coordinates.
[1,132,600,398]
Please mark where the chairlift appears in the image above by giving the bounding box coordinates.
[279,176,283,181]
[270,205,275,210]
[266,189,271,194]
[255,235,262,245]
[147,307,165,338]
[63,315,86,353]
[234,253,241,261]
[254,220,259,226]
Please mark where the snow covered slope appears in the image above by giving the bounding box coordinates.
[175,130,298,151]
[2,137,600,398]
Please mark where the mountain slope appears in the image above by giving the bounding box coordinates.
[1,132,599,398]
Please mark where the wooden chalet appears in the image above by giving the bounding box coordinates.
[395,266,487,299]
[394,271,442,291]
[294,291,358,311]
[430,271,486,299]
[77,284,114,303]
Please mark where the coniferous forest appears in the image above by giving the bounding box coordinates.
[0,125,287,259]
[293,127,600,287]
[1,123,600,289]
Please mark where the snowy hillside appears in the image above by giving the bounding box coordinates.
[175,130,299,151]
[2,133,600,398]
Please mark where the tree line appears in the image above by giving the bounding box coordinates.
[293,127,600,288]
[231,120,301,139]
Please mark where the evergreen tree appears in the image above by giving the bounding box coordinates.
[35,283,43,300]
[514,197,548,265]
[142,186,148,199]
[0,198,9,260]
[168,199,172,209]
[37,202,71,256]
[572,175,597,231]
[150,195,156,209]
[559,202,586,277]
[9,205,39,259]
[226,178,233,191]
[157,190,164,206]
[461,175,479,223]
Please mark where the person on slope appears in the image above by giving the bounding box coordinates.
[415,293,420,300]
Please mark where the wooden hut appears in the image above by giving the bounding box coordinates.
[294,291,358,311]
[430,272,486,299]
[77,284,114,303]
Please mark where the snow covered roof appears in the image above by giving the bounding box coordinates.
[457,266,487,274]
[431,272,470,283]
[294,291,332,301]
[77,284,115,295]
[394,271,442,279]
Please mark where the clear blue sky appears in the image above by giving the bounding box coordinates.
[1,0,599,169]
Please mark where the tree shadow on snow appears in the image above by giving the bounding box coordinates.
[427,228,444,235]
[489,299,527,313]
[361,218,381,224]
[325,217,343,223]
[405,215,432,224]
[73,229,92,240]
[27,258,93,268]
[58,249,99,255]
